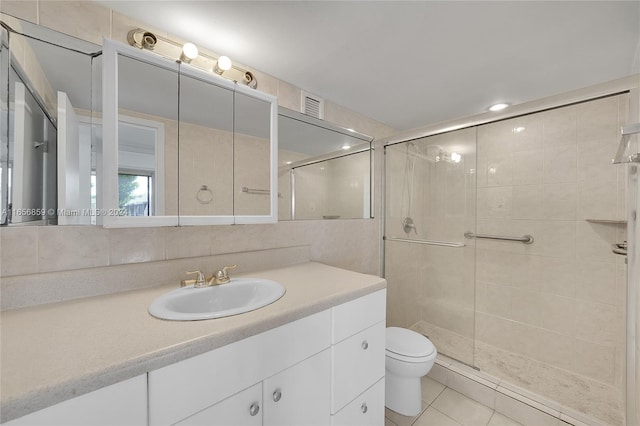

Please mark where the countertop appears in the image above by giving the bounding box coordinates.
[0,262,386,423]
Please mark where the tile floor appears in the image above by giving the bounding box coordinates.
[385,376,523,426]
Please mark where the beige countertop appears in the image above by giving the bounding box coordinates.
[0,262,386,423]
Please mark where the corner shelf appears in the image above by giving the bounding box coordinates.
[585,219,627,225]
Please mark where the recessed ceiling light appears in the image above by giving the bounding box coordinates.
[341,145,351,150]
[489,103,509,112]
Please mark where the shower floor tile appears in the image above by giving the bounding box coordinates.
[385,376,523,426]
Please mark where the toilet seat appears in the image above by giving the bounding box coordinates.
[386,327,435,361]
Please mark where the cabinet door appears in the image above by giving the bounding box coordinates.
[263,349,331,426]
[175,383,262,426]
[5,375,147,426]
[331,378,384,426]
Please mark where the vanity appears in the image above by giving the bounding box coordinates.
[0,262,387,425]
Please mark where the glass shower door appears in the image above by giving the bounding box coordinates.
[384,127,477,365]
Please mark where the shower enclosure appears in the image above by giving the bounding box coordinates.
[384,93,630,426]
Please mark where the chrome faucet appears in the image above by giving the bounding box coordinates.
[180,265,237,288]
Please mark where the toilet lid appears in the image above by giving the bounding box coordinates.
[386,327,435,358]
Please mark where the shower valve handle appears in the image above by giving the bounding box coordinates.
[402,217,417,234]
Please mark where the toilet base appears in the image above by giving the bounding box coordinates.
[385,372,422,416]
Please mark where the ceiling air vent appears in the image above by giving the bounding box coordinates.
[301,91,324,119]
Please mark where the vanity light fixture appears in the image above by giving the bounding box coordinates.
[127,28,257,88]
[215,55,232,74]
[180,42,199,63]
[488,103,509,112]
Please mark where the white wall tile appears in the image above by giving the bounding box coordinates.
[512,150,543,186]
[477,187,513,219]
[543,105,577,147]
[512,185,543,220]
[576,96,619,144]
[0,0,38,23]
[543,145,577,184]
[543,183,577,220]
[39,1,110,45]
[109,228,166,265]
[575,260,617,306]
[0,227,38,276]
[37,226,109,273]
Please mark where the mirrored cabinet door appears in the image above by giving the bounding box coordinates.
[103,42,179,227]
[233,87,277,221]
[178,68,234,225]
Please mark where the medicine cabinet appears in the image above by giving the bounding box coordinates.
[102,39,277,227]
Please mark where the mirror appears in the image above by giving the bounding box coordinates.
[234,88,276,219]
[106,50,179,226]
[0,14,100,226]
[103,40,278,227]
[277,107,374,220]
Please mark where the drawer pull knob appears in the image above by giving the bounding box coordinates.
[249,403,260,416]
[361,403,368,413]
[273,389,282,402]
[362,340,369,350]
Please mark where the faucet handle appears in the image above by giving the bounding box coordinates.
[186,270,206,287]
[215,265,237,283]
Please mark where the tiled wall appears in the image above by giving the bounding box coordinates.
[0,0,396,309]
[473,94,628,425]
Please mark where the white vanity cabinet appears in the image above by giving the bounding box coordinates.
[148,309,332,425]
[4,375,147,426]
[331,290,387,425]
[173,350,331,426]
[149,289,386,426]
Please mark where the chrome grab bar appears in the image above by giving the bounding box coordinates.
[242,186,270,195]
[464,231,534,244]
[242,186,282,198]
[384,236,465,248]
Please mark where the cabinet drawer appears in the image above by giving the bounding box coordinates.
[332,290,386,344]
[149,309,331,425]
[175,383,262,426]
[331,378,385,426]
[331,321,385,413]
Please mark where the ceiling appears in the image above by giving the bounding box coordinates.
[98,1,639,131]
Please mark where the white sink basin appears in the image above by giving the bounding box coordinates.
[149,278,286,321]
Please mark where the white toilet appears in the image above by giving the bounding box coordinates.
[385,327,438,416]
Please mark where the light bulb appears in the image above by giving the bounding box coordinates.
[180,42,198,63]
[215,55,232,74]
[451,152,462,163]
